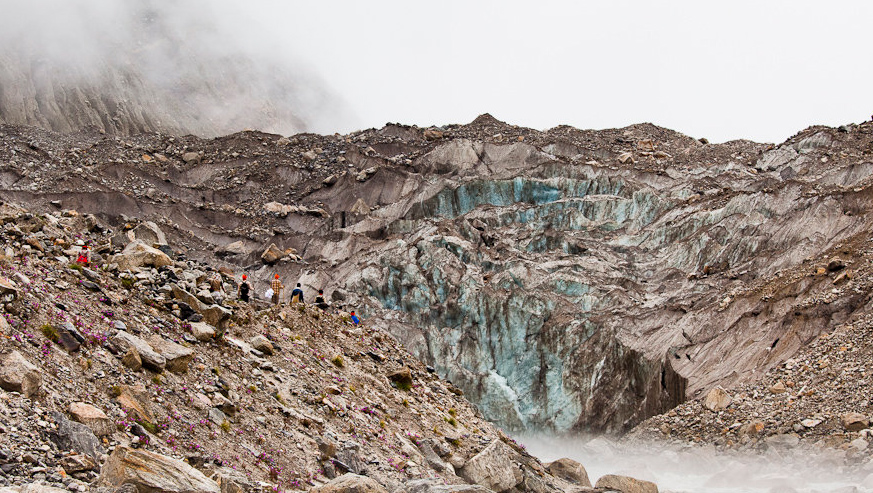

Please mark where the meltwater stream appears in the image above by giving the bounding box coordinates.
[519,435,873,493]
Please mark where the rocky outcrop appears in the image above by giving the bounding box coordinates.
[97,446,220,493]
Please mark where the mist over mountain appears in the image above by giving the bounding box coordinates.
[0,0,356,137]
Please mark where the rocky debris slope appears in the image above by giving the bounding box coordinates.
[2,115,873,437]
[0,203,658,492]
[627,234,873,465]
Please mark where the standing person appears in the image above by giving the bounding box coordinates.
[238,274,251,302]
[209,270,225,304]
[350,310,360,325]
[270,274,284,305]
[290,283,304,304]
[314,289,328,310]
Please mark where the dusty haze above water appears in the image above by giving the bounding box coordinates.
[520,435,872,493]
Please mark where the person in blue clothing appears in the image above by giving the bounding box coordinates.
[350,311,360,325]
[290,283,304,304]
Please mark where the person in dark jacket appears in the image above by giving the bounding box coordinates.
[290,283,304,304]
[238,274,251,302]
[314,289,329,310]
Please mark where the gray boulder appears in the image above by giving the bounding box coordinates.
[595,474,659,493]
[110,240,173,271]
[49,411,105,460]
[190,322,216,341]
[112,331,166,372]
[458,440,522,492]
[201,304,232,327]
[545,458,591,487]
[131,221,167,246]
[148,335,194,373]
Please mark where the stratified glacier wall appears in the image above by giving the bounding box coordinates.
[338,125,873,433]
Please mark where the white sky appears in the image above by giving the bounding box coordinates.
[3,1,871,143]
[245,0,873,143]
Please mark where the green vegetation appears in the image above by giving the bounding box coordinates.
[136,419,159,435]
[40,324,59,342]
[331,355,345,368]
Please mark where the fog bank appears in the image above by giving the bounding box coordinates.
[519,435,873,493]
[0,0,356,136]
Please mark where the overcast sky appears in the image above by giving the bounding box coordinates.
[250,0,873,143]
[3,1,872,143]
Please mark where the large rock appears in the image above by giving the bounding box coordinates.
[595,474,659,493]
[115,384,157,424]
[201,304,232,327]
[182,152,202,164]
[251,335,274,355]
[97,446,220,493]
[261,243,284,264]
[0,350,41,397]
[0,276,20,298]
[310,473,387,493]
[190,322,216,341]
[173,284,204,310]
[264,202,294,216]
[459,440,522,492]
[545,458,590,487]
[842,412,869,432]
[148,335,194,373]
[400,479,492,493]
[131,221,168,246]
[69,402,114,437]
[217,240,249,256]
[387,367,414,389]
[49,411,105,460]
[112,331,166,372]
[703,386,732,412]
[213,467,258,493]
[110,240,173,271]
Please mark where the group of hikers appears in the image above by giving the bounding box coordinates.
[232,274,359,323]
[73,245,360,325]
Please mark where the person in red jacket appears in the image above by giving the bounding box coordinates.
[75,245,91,266]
